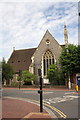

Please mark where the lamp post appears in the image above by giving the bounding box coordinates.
[66,47,71,89]
[68,73,71,89]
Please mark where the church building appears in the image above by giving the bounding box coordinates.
[8,25,75,86]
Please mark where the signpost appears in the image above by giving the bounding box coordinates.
[38,69,43,112]
[43,78,49,84]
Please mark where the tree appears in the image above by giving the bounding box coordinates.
[0,61,2,86]
[75,45,80,73]
[60,44,80,74]
[2,58,14,85]
[21,70,36,85]
[47,64,65,85]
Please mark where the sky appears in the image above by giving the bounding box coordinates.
[78,1,80,45]
[0,2,78,61]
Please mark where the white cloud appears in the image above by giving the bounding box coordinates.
[0,2,78,61]
[0,0,79,2]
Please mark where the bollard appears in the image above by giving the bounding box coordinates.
[76,85,78,92]
[38,90,43,112]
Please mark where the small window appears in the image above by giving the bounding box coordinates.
[12,61,14,63]
[24,60,26,62]
[18,61,20,62]
[46,39,50,45]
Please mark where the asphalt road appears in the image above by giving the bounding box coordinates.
[2,89,79,119]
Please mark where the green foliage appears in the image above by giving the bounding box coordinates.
[18,70,36,85]
[0,61,2,71]
[60,44,80,74]
[17,76,22,81]
[17,70,22,81]
[75,45,80,72]
[0,61,2,86]
[11,81,19,87]
[2,58,14,84]
[47,64,65,85]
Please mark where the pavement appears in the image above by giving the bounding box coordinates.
[2,97,52,120]
[3,87,76,91]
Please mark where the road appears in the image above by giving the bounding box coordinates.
[2,88,79,119]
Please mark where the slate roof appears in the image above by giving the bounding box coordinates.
[8,48,36,73]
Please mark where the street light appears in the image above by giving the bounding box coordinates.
[66,47,71,89]
[68,72,71,89]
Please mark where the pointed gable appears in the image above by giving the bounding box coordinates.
[33,30,62,62]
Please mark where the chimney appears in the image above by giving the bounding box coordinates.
[13,47,15,51]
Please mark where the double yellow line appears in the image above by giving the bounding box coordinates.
[5,97,67,119]
[44,103,67,119]
[25,98,67,119]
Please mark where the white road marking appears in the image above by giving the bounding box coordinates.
[64,92,76,94]
[43,95,79,104]
[23,91,54,94]
[63,95,78,98]
[43,92,54,94]
[23,91,39,94]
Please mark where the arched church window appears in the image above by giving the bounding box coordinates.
[43,50,54,76]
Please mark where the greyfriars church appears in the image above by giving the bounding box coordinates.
[8,29,63,84]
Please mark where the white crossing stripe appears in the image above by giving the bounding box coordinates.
[43,95,79,104]
[64,92,76,94]
[23,91,54,94]
[43,92,54,94]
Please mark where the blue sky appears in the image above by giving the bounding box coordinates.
[0,2,78,61]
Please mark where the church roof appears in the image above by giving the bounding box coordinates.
[8,48,36,73]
